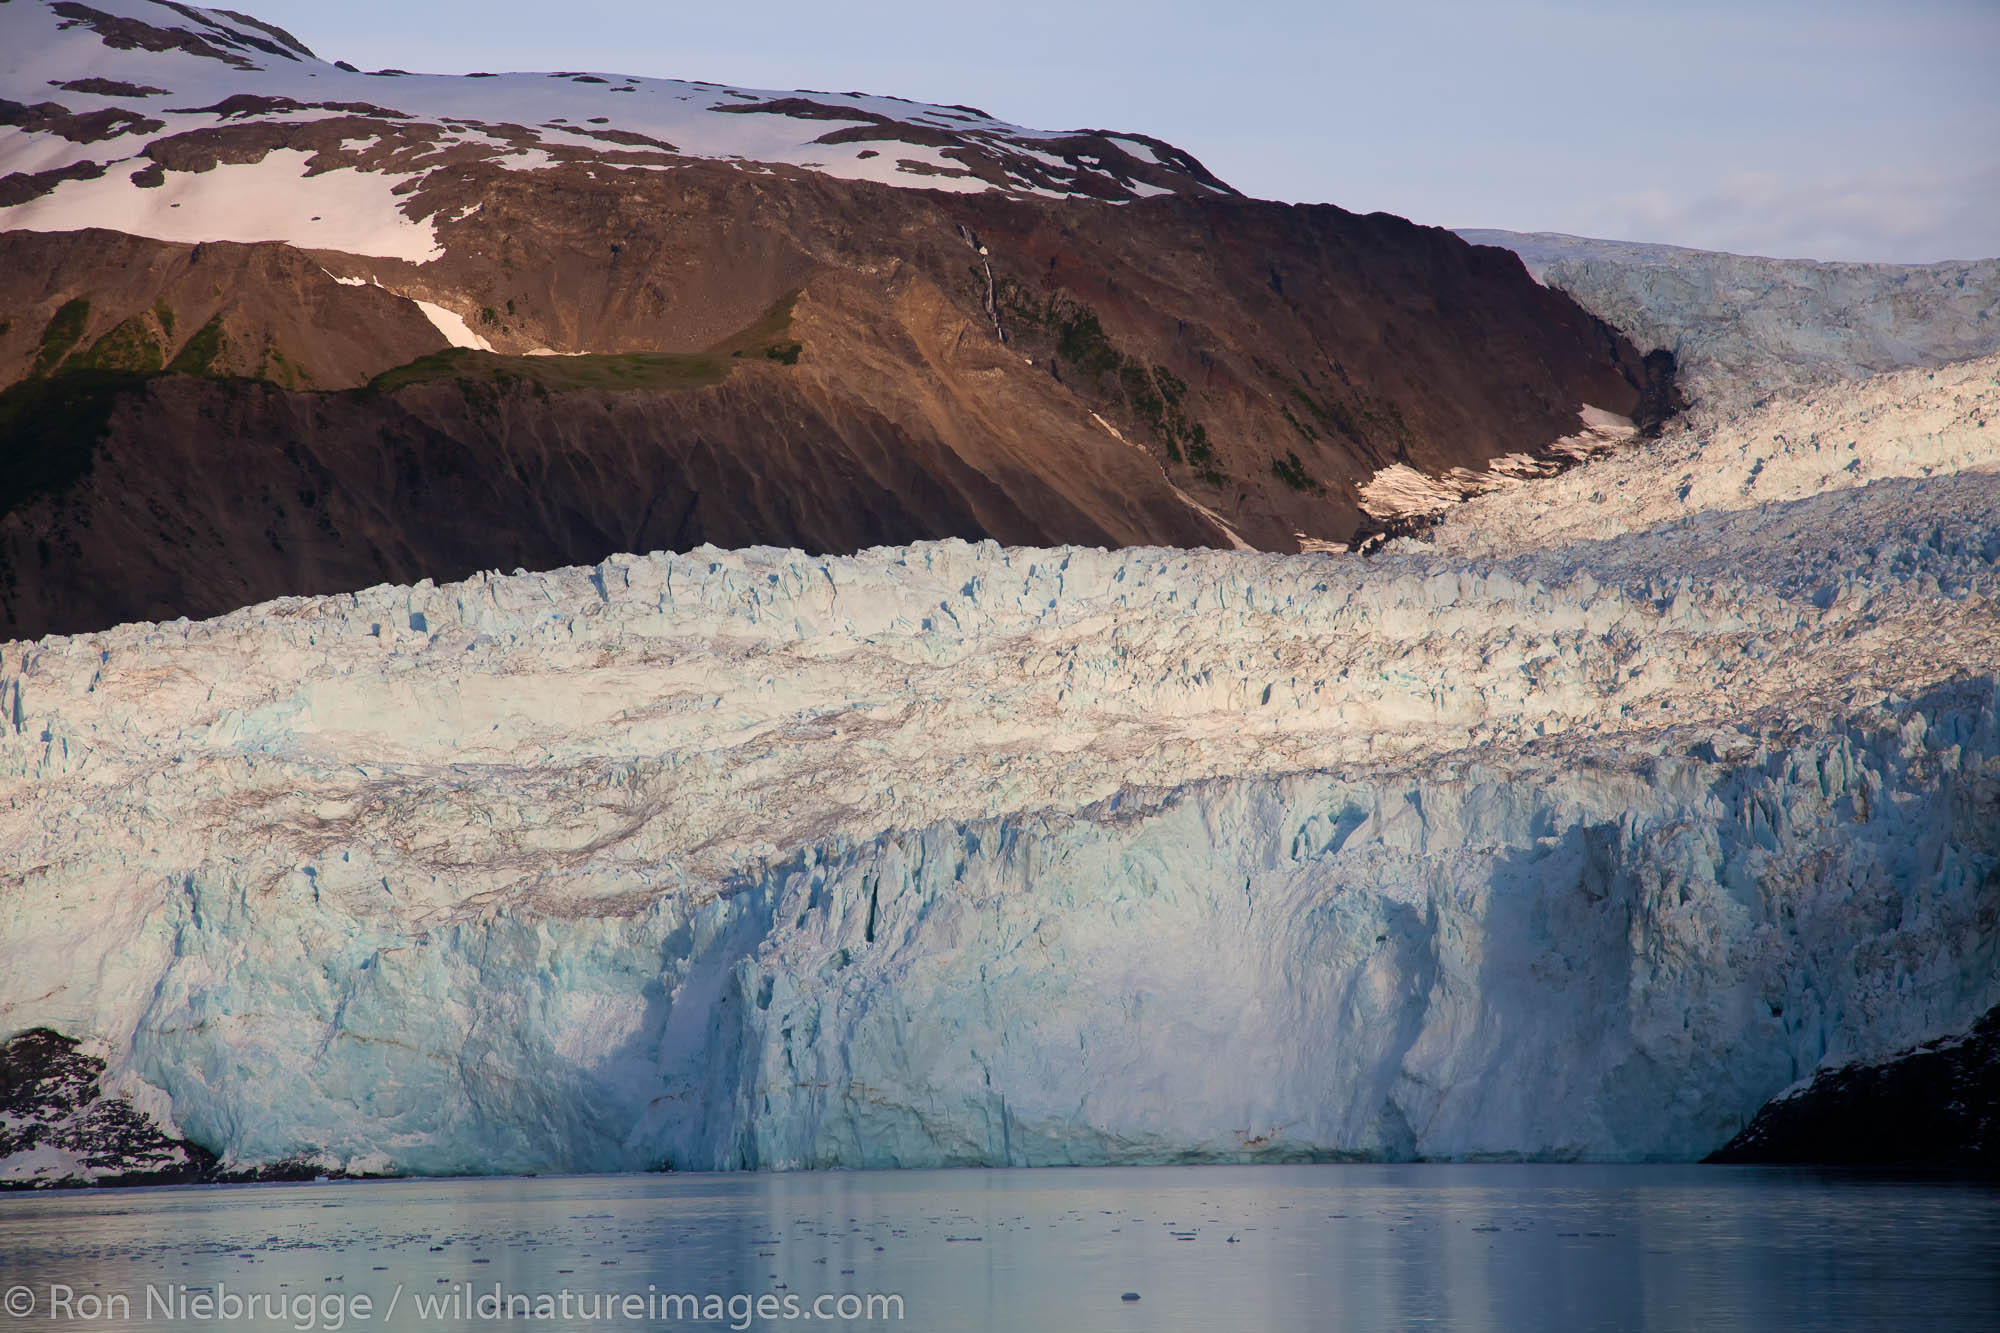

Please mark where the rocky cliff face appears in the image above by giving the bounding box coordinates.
[0,1028,214,1187]
[0,0,1670,638]
[1705,1006,1999,1167]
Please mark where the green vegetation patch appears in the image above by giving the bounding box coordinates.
[167,312,227,375]
[31,298,91,378]
[1259,358,1411,453]
[1052,305,1123,384]
[369,292,804,394]
[1271,449,1322,493]
[73,316,164,374]
[995,279,1225,483]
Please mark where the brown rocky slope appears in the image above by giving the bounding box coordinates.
[2,149,1674,640]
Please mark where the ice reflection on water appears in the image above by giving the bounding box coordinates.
[1,1164,1996,1331]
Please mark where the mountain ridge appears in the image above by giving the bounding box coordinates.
[0,1,1673,638]
[2,0,1237,250]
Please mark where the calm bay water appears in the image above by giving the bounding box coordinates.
[1,1165,1994,1331]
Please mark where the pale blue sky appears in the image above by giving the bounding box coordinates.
[247,0,1998,261]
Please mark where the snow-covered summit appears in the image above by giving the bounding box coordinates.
[0,0,1232,261]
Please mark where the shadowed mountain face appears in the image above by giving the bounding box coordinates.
[0,1,1674,639]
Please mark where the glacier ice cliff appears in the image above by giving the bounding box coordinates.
[1,359,1997,1176]
[1456,229,2000,410]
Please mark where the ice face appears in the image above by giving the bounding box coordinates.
[1455,230,2000,411]
[83,681,2000,1171]
[1,355,1996,1174]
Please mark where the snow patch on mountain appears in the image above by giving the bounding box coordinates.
[0,348,1995,1175]
[413,298,491,351]
[2,148,441,261]
[0,0,1231,262]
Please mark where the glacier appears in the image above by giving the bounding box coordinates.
[1,356,1997,1176]
[1362,230,2000,528]
[1456,229,2000,410]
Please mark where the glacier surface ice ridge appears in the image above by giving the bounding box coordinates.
[1,358,1997,1172]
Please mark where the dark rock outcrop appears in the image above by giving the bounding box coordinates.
[1706,1006,2000,1166]
[1,1027,364,1188]
[0,1027,215,1187]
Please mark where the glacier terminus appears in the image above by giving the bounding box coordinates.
[2,355,1996,1179]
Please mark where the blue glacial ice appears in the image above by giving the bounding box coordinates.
[2,355,1997,1176]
